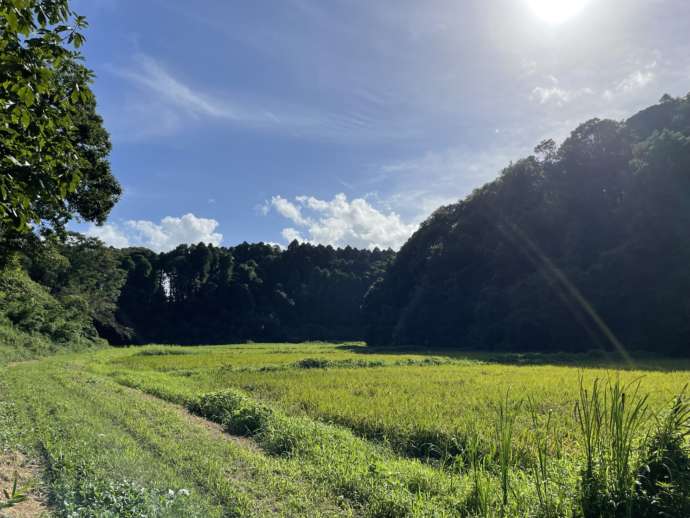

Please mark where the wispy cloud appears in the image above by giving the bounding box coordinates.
[117,55,234,119]
[107,53,414,142]
[111,54,285,127]
[530,76,594,106]
[376,144,527,221]
[603,63,657,100]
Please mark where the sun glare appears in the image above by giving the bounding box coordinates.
[527,0,591,24]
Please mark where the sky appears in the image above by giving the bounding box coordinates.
[73,0,690,251]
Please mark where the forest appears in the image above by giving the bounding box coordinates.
[4,94,690,356]
[364,94,690,355]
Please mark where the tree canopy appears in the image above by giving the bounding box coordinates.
[0,0,120,256]
[112,241,394,344]
[363,93,690,356]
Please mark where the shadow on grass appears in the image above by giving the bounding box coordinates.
[335,344,690,372]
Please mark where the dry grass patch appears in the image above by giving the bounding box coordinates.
[0,450,49,518]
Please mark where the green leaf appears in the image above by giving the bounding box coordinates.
[21,110,29,129]
[5,11,18,32]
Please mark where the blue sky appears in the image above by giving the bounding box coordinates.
[75,0,690,250]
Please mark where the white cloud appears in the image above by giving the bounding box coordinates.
[530,85,594,106]
[110,53,404,142]
[87,213,223,252]
[281,228,303,242]
[603,64,657,100]
[109,54,319,141]
[266,193,417,250]
[618,69,655,92]
[87,224,131,249]
[529,75,594,106]
[531,86,573,105]
[116,54,238,120]
[270,196,309,226]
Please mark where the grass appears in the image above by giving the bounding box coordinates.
[90,346,690,466]
[1,342,689,516]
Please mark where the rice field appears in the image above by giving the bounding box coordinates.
[2,343,689,516]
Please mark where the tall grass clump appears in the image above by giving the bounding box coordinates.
[575,377,666,517]
[636,388,690,517]
[527,397,565,518]
[464,429,492,516]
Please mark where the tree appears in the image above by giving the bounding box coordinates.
[22,233,127,335]
[364,93,690,355]
[0,1,120,254]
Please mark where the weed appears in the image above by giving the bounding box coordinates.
[0,472,27,510]
[494,392,519,515]
[636,388,690,517]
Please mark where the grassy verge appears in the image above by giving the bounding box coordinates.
[0,360,357,516]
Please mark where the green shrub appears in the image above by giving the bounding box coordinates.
[295,357,332,369]
[636,391,690,517]
[188,389,273,435]
[135,348,194,357]
[575,378,690,517]
[0,268,104,362]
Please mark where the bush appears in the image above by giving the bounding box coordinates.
[636,392,690,517]
[188,390,273,435]
[0,267,100,352]
[576,379,690,517]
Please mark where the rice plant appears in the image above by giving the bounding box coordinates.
[465,429,492,517]
[494,391,519,516]
[527,397,561,517]
[5,343,690,517]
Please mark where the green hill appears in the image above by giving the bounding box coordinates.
[363,94,690,355]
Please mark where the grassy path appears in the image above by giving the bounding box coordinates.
[1,359,352,517]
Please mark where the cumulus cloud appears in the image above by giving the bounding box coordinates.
[266,194,417,250]
[271,195,309,226]
[87,223,131,249]
[87,213,223,252]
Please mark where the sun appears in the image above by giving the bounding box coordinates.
[527,0,592,24]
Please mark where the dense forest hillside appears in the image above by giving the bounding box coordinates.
[363,94,690,355]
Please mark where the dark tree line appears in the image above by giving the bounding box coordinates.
[110,241,394,344]
[363,93,690,355]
